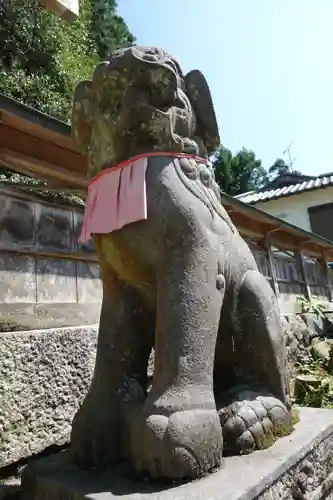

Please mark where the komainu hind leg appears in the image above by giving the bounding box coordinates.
[217,270,294,455]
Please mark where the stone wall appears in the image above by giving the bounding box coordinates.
[0,189,104,467]
[0,325,98,467]
[283,312,333,362]
[0,188,102,329]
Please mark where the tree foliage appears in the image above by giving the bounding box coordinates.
[213,146,268,196]
[90,0,135,59]
[268,158,302,179]
[0,0,135,123]
[213,147,303,196]
[0,2,302,198]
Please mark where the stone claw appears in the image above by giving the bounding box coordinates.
[218,390,293,455]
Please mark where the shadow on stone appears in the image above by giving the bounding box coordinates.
[21,408,333,500]
[0,484,21,500]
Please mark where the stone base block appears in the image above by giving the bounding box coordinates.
[0,325,97,467]
[21,407,333,500]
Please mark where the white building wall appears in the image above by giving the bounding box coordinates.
[255,186,333,231]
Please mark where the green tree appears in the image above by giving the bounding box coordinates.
[268,158,302,180]
[213,145,268,196]
[89,0,135,59]
[0,0,135,123]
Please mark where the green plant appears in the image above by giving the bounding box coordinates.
[293,352,333,409]
[296,295,327,318]
[0,0,135,123]
[0,168,85,207]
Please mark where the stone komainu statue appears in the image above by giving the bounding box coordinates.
[70,46,294,481]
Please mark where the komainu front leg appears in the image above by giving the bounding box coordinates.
[218,270,293,455]
[131,251,225,480]
[70,271,153,468]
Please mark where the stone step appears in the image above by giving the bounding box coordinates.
[21,407,333,500]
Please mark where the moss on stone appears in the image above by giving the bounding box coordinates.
[291,407,300,426]
[260,429,277,450]
[256,407,299,452]
[272,409,298,442]
[0,168,85,208]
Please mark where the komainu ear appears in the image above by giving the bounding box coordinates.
[71,80,93,155]
[184,70,220,156]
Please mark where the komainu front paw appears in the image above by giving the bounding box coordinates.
[218,390,294,455]
[131,409,223,480]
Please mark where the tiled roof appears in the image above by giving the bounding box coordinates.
[236,174,333,204]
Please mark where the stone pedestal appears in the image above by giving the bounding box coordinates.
[21,407,333,500]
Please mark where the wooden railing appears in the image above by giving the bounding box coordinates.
[247,238,333,312]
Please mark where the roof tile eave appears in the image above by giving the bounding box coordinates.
[237,175,333,204]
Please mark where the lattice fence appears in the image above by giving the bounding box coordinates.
[245,239,333,312]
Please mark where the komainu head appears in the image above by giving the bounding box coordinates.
[71,46,220,177]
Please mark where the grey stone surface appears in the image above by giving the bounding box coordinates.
[70,45,292,481]
[36,258,77,303]
[0,250,102,310]
[301,313,325,339]
[283,314,309,363]
[0,196,35,249]
[310,338,333,361]
[73,212,95,254]
[0,253,36,303]
[324,313,333,336]
[21,407,333,500]
[77,262,102,304]
[0,190,101,311]
[0,193,78,254]
[35,204,73,252]
[0,325,97,467]
[0,483,20,500]
[0,303,101,331]
[282,312,330,365]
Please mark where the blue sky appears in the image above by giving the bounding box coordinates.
[117,0,333,176]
